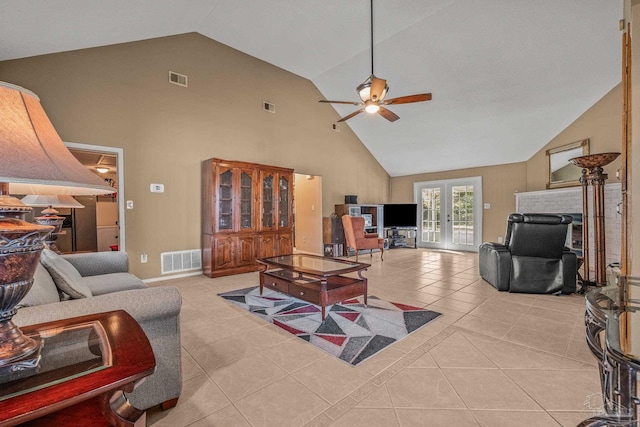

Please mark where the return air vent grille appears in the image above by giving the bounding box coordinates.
[263,101,275,113]
[161,249,202,274]
[169,71,188,87]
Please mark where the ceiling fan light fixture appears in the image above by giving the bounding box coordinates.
[365,101,380,114]
[357,78,372,102]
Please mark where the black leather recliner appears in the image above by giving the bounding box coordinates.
[479,213,577,294]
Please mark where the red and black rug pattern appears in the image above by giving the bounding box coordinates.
[218,286,441,366]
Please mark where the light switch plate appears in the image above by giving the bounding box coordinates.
[126,200,134,209]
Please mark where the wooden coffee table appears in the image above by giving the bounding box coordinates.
[257,254,370,320]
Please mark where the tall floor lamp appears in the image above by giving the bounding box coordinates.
[569,152,620,289]
[0,81,112,373]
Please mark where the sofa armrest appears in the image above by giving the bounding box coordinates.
[479,242,512,291]
[14,287,180,326]
[14,287,182,411]
[62,251,129,277]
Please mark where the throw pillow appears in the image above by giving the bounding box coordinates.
[16,263,61,308]
[40,249,92,299]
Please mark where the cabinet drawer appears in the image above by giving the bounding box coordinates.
[289,283,320,305]
[262,274,289,294]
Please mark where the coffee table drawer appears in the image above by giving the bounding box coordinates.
[263,274,290,294]
[289,283,320,305]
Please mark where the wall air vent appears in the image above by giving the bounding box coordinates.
[161,249,202,274]
[263,101,275,113]
[169,71,188,87]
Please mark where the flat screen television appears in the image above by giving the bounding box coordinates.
[383,204,418,228]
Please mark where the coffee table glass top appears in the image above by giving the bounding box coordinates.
[0,320,111,401]
[258,254,369,276]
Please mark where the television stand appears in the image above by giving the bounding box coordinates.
[384,227,417,249]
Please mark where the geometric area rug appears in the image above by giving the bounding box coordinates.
[218,286,442,366]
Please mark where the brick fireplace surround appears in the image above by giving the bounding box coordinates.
[514,183,622,276]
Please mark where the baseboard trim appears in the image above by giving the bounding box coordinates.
[142,270,203,283]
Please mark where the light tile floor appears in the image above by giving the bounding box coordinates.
[146,249,603,427]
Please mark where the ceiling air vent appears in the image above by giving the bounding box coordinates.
[168,71,188,87]
[263,101,275,113]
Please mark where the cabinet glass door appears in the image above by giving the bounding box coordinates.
[279,175,289,228]
[262,174,274,228]
[240,171,253,229]
[218,169,233,230]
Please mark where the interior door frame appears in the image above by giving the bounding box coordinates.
[413,176,482,252]
[64,142,126,252]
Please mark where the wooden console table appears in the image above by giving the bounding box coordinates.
[257,254,370,320]
[0,310,155,427]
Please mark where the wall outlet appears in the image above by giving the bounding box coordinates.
[141,253,148,263]
[497,236,503,243]
[484,203,491,209]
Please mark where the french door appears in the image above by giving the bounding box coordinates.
[414,177,482,252]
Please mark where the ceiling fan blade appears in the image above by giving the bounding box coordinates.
[378,107,399,122]
[319,100,362,106]
[370,78,387,101]
[383,93,432,105]
[338,109,364,122]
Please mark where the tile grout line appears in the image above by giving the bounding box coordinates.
[304,325,460,426]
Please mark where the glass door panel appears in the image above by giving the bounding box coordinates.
[451,185,475,247]
[240,172,253,229]
[279,175,289,228]
[262,174,274,228]
[421,188,441,244]
[218,169,233,230]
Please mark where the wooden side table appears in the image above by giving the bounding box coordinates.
[0,310,156,427]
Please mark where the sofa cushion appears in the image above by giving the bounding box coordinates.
[40,249,92,299]
[17,263,61,308]
[83,272,146,296]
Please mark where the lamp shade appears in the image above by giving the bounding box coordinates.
[0,81,113,196]
[21,195,85,209]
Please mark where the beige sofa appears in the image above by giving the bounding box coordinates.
[13,250,182,411]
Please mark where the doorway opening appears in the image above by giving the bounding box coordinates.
[61,142,125,253]
[293,174,323,255]
[414,177,482,252]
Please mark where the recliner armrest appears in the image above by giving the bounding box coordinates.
[479,242,512,291]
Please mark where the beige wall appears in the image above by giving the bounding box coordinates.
[294,174,323,254]
[0,33,389,278]
[526,84,623,191]
[389,162,527,243]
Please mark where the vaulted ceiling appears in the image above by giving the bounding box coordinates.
[0,0,622,176]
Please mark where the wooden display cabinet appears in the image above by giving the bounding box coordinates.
[202,158,294,277]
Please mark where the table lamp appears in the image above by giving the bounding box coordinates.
[21,195,85,254]
[0,81,113,373]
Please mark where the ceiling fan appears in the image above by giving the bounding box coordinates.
[319,0,432,123]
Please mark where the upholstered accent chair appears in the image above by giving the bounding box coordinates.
[342,215,384,262]
[479,213,577,294]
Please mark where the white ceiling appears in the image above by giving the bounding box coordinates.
[0,0,622,177]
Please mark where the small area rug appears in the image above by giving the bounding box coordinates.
[218,286,441,366]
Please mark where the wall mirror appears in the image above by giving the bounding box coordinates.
[546,139,589,189]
